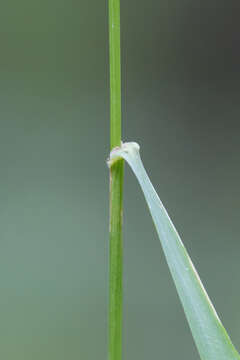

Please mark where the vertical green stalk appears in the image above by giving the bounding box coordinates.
[108,0,123,359]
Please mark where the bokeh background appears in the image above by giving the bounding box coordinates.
[0,0,240,359]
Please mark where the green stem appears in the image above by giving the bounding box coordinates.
[108,0,123,360]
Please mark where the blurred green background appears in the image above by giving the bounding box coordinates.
[0,0,240,359]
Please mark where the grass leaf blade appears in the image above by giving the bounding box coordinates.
[108,142,240,360]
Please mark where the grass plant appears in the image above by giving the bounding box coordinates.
[108,2,240,360]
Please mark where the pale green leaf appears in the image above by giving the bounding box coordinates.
[108,142,240,360]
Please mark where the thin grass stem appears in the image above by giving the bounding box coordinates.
[108,0,123,359]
